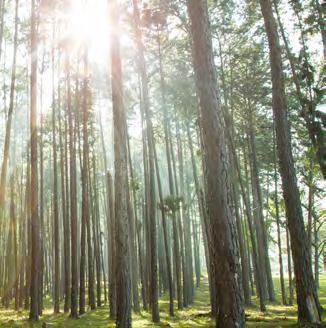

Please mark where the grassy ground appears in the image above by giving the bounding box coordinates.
[0,274,325,327]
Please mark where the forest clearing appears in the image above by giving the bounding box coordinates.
[0,0,325,327]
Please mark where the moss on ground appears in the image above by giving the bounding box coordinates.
[0,274,325,327]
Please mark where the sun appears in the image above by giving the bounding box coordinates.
[65,0,111,64]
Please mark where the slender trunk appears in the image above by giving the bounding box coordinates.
[29,0,39,319]
[107,171,116,319]
[156,31,182,310]
[59,66,70,313]
[186,123,215,314]
[92,157,102,307]
[286,226,294,305]
[132,0,160,321]
[273,128,287,305]
[87,157,96,311]
[126,136,140,313]
[66,53,78,319]
[247,109,275,302]
[232,182,251,306]
[51,29,60,314]
[152,138,174,317]
[236,139,266,311]
[176,119,194,305]
[313,209,319,288]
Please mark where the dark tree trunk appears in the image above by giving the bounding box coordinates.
[260,0,321,323]
[187,1,245,326]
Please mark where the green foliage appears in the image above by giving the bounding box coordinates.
[158,195,184,216]
[130,176,141,193]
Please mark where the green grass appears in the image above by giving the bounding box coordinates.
[0,274,325,327]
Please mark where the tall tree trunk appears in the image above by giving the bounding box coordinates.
[260,0,321,323]
[11,175,19,310]
[232,182,251,306]
[176,119,194,306]
[39,49,45,315]
[132,0,160,322]
[59,68,70,313]
[126,136,140,313]
[152,135,174,317]
[187,1,244,326]
[87,155,96,311]
[286,225,294,305]
[107,171,116,319]
[186,123,215,315]
[237,139,266,312]
[247,108,275,302]
[91,156,102,307]
[51,30,60,314]
[273,128,287,306]
[110,1,131,326]
[66,53,78,319]
[313,209,319,288]
[156,30,182,310]
[29,0,39,320]
[24,148,31,311]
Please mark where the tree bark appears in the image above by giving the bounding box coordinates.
[110,0,132,325]
[260,0,321,323]
[132,0,160,321]
[187,1,245,326]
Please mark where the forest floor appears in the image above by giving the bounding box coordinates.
[0,274,325,327]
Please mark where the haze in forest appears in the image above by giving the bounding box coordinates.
[0,0,325,327]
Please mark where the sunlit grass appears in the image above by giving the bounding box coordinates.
[0,274,325,327]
